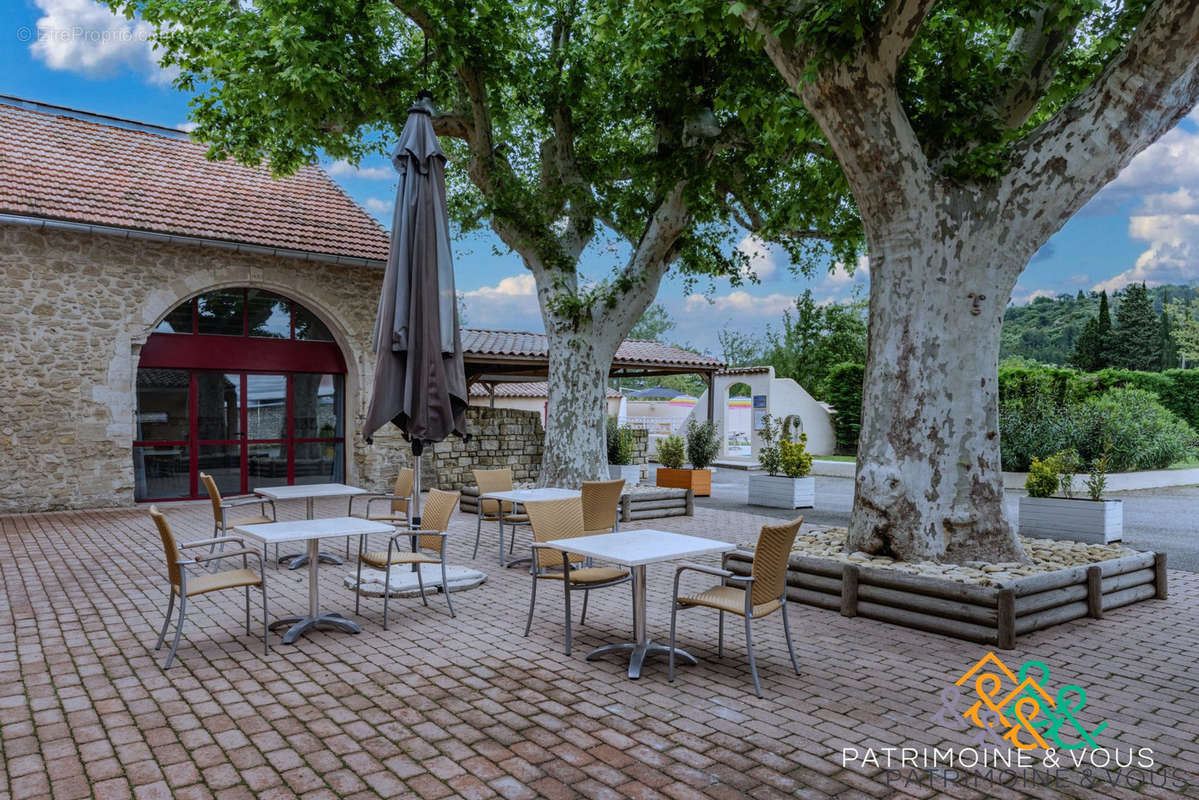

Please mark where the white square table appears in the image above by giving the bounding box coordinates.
[254,483,371,568]
[234,517,394,644]
[541,529,735,678]
[479,488,581,567]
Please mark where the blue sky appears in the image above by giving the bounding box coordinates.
[6,0,1199,354]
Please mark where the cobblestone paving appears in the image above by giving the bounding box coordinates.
[1,500,1196,799]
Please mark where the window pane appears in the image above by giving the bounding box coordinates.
[248,444,288,488]
[294,374,343,438]
[246,374,287,440]
[133,445,190,500]
[135,369,189,441]
[198,444,240,495]
[197,289,244,336]
[247,290,290,339]
[294,305,333,341]
[196,373,241,440]
[294,441,343,485]
[154,301,193,334]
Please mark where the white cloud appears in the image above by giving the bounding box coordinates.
[363,197,391,216]
[30,0,175,85]
[460,273,543,329]
[1009,287,1058,305]
[325,160,394,181]
[175,121,198,133]
[735,235,778,281]
[1093,214,1199,293]
[683,290,794,316]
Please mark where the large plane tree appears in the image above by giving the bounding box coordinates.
[730,0,1199,562]
[120,0,859,486]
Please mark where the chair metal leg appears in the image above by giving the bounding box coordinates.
[355,552,363,615]
[155,591,175,650]
[244,586,251,635]
[745,615,763,698]
[441,559,456,618]
[668,601,679,682]
[563,580,573,656]
[580,589,589,625]
[473,510,483,559]
[718,611,724,658]
[415,562,428,607]
[345,535,351,560]
[164,594,187,669]
[383,563,392,631]
[781,599,800,675]
[261,582,270,656]
[524,576,538,637]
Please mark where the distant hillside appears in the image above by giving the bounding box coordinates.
[1000,283,1199,365]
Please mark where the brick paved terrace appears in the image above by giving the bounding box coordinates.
[1,500,1197,800]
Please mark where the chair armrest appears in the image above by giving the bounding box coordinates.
[672,562,752,601]
[722,549,756,564]
[181,536,246,549]
[224,496,267,508]
[193,546,259,563]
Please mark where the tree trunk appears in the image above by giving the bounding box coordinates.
[539,324,619,487]
[848,227,1027,564]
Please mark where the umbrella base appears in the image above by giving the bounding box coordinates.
[270,612,362,644]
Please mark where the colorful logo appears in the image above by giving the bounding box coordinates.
[933,652,1109,751]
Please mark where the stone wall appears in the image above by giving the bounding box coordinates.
[629,428,649,464]
[0,225,412,513]
[374,407,544,491]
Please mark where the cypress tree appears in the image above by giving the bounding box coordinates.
[1096,290,1113,367]
[1111,283,1161,370]
[1071,317,1104,371]
[1159,299,1178,370]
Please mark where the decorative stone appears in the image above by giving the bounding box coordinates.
[345,564,488,597]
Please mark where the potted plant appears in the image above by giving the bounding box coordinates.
[606,418,641,485]
[655,420,717,496]
[748,414,815,508]
[1018,448,1122,544]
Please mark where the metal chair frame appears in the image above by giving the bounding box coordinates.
[470,468,530,560]
[199,472,277,569]
[347,470,414,558]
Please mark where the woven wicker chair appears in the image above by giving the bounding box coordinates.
[349,468,414,556]
[150,506,269,668]
[669,516,803,697]
[199,472,276,567]
[355,488,461,629]
[578,479,624,624]
[471,467,530,559]
[523,497,631,655]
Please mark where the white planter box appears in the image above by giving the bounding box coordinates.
[608,464,641,485]
[1018,496,1123,544]
[748,474,815,509]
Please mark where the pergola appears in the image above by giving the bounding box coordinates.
[461,328,725,420]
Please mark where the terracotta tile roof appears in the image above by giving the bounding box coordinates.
[468,381,621,398]
[718,366,772,375]
[0,99,390,262]
[462,329,724,371]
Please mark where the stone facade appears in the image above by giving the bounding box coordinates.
[388,407,544,491]
[0,225,416,513]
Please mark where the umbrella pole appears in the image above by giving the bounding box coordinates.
[411,447,422,528]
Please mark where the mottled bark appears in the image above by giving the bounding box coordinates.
[539,324,617,486]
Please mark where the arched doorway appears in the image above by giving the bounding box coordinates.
[725,381,753,458]
[133,288,348,501]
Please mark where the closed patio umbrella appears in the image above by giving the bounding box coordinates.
[364,92,468,523]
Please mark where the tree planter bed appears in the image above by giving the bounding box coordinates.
[747,474,815,509]
[1018,496,1123,544]
[458,485,693,520]
[725,548,1166,649]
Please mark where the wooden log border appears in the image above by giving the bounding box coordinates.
[726,547,1166,650]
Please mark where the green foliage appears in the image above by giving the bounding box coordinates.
[778,433,813,479]
[824,362,865,451]
[1169,297,1199,366]
[1053,449,1081,498]
[1025,456,1063,499]
[1111,283,1160,371]
[628,304,674,343]
[605,418,634,465]
[1087,389,1194,472]
[1070,317,1105,371]
[756,414,783,476]
[1084,451,1109,501]
[657,434,685,469]
[684,418,720,470]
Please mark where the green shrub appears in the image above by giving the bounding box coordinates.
[606,418,634,465]
[657,435,685,469]
[1025,457,1059,498]
[1085,388,1195,471]
[824,362,864,451]
[1084,452,1109,501]
[779,433,813,478]
[684,419,720,470]
[757,414,783,476]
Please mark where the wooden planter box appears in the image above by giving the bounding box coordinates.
[1019,496,1123,544]
[726,549,1166,649]
[748,474,815,509]
[620,488,693,521]
[608,464,642,486]
[656,468,711,497]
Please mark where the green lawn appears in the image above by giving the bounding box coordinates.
[1167,459,1199,470]
[814,455,857,462]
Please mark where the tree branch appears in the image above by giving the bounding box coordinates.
[874,0,938,73]
[1004,0,1199,244]
[987,1,1080,130]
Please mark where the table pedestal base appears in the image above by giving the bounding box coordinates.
[586,641,697,679]
[278,552,343,570]
[270,612,361,644]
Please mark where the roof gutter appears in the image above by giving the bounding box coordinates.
[1,213,387,269]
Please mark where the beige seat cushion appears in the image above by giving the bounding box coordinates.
[176,568,261,596]
[229,515,274,526]
[538,566,629,584]
[678,585,781,618]
[482,511,529,523]
[360,550,440,568]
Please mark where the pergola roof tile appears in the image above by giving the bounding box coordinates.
[461,328,723,374]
